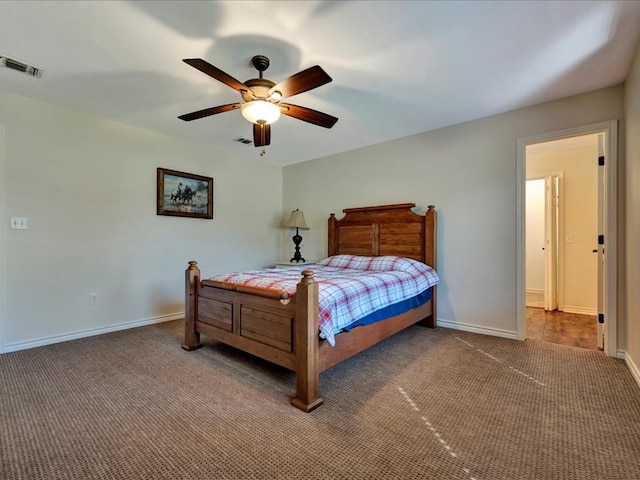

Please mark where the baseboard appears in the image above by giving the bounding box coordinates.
[1,312,184,354]
[563,305,598,316]
[437,319,519,340]
[525,289,544,308]
[625,351,640,389]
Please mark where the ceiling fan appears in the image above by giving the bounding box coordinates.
[178,55,338,151]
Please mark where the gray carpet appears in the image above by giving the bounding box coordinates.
[1,320,639,479]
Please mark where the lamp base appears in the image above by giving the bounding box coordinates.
[290,231,305,263]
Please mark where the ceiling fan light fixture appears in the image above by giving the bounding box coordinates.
[240,100,281,125]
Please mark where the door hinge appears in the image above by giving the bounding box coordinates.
[598,313,605,324]
[598,234,604,245]
[598,155,605,166]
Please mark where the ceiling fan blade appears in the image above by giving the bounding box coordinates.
[253,123,271,147]
[269,65,332,99]
[280,103,338,128]
[183,58,249,93]
[178,103,241,122]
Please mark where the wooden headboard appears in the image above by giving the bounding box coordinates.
[327,203,436,269]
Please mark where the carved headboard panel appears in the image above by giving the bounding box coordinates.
[327,203,436,269]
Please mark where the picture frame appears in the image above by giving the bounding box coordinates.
[157,167,213,219]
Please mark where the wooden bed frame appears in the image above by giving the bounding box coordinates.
[183,203,437,412]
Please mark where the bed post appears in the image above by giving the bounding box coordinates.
[421,205,437,328]
[182,260,203,351]
[328,213,337,256]
[291,270,324,412]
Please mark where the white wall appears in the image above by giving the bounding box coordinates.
[624,41,640,383]
[283,86,624,339]
[527,145,599,314]
[0,90,283,351]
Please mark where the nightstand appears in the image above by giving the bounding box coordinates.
[274,260,316,268]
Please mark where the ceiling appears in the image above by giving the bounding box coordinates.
[0,1,639,167]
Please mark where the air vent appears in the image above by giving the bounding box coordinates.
[235,137,252,145]
[0,55,43,78]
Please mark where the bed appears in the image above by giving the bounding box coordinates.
[182,203,438,412]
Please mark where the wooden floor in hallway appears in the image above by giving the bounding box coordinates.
[526,307,600,350]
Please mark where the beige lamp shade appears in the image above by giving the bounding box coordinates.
[284,209,309,229]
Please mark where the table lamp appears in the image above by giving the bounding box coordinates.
[283,209,309,262]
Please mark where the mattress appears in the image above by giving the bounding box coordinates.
[208,255,440,346]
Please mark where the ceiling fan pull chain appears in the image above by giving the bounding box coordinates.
[259,123,267,156]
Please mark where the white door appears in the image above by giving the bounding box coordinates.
[596,134,606,349]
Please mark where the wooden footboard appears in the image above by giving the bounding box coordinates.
[183,261,324,411]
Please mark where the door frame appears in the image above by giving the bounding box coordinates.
[543,176,558,312]
[597,133,605,349]
[543,174,562,312]
[0,125,5,351]
[516,120,618,357]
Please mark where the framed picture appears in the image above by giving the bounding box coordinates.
[157,168,213,219]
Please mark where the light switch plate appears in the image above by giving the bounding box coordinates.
[10,217,28,229]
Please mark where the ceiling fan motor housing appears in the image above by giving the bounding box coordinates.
[242,78,276,102]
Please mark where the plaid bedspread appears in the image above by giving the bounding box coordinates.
[207,255,439,346]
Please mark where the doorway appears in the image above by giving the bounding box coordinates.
[516,120,618,356]
[525,144,599,349]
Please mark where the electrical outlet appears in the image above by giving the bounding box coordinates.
[89,293,99,305]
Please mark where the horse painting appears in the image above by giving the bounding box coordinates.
[171,188,196,205]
